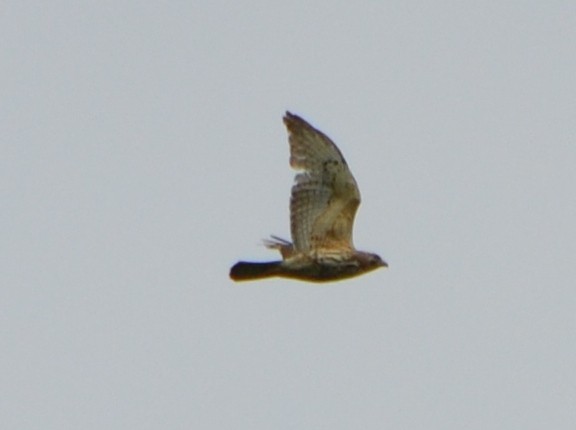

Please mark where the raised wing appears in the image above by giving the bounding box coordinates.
[283,112,361,253]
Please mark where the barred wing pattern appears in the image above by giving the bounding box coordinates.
[283,112,361,253]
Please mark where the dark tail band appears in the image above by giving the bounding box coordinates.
[229,261,281,282]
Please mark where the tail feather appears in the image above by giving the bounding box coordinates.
[229,261,282,281]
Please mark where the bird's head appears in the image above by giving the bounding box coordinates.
[356,251,388,272]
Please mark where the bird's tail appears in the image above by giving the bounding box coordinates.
[229,261,282,282]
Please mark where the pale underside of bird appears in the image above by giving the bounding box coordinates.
[230,112,387,283]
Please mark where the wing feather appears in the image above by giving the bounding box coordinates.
[283,112,361,253]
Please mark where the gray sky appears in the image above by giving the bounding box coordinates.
[2,1,576,429]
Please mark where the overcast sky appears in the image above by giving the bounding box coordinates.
[3,1,576,429]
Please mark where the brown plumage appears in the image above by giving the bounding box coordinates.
[230,112,387,283]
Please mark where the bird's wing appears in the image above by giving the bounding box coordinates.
[283,112,361,253]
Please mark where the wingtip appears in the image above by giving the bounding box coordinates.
[283,111,306,129]
[283,111,296,124]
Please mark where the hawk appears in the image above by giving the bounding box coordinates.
[230,112,387,282]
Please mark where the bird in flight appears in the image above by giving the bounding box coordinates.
[230,112,387,282]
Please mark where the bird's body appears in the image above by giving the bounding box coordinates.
[230,112,386,283]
